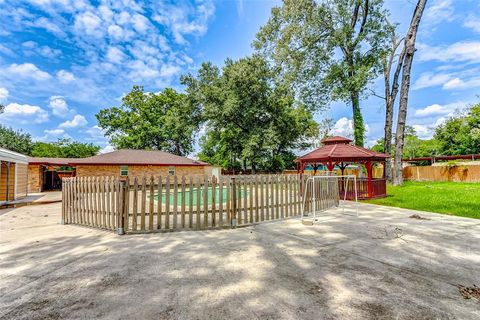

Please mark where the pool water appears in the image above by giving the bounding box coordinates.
[153,186,248,206]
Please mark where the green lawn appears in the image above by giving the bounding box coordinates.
[364,181,480,219]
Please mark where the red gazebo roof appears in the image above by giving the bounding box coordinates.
[297,136,389,163]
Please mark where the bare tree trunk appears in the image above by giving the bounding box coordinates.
[383,34,406,182]
[393,0,427,185]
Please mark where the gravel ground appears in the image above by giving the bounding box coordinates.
[0,202,479,319]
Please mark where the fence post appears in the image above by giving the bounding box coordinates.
[117,180,126,235]
[231,177,237,228]
[61,179,65,225]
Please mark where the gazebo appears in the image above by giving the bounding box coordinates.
[296,136,389,199]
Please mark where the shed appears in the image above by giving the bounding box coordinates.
[0,147,29,203]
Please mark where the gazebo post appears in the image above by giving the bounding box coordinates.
[366,161,373,198]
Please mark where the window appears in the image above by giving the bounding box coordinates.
[120,165,128,176]
[168,166,175,176]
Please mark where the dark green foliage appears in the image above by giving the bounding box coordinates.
[254,0,390,146]
[96,86,201,156]
[31,139,100,158]
[182,55,318,172]
[434,104,480,155]
[0,125,34,155]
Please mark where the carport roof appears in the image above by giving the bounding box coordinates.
[68,149,209,166]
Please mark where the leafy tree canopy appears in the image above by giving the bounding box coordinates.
[0,125,34,155]
[434,103,480,155]
[254,0,390,146]
[371,126,440,159]
[182,55,318,172]
[96,86,200,156]
[31,139,100,158]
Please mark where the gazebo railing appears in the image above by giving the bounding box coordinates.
[338,178,386,200]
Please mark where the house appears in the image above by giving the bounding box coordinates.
[69,149,216,180]
[27,157,75,193]
[0,147,28,203]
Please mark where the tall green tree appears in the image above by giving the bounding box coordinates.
[31,139,100,158]
[96,86,201,156]
[0,125,33,155]
[434,103,480,155]
[182,55,318,171]
[254,0,390,146]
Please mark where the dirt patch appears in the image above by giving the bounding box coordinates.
[409,214,430,220]
[458,285,480,300]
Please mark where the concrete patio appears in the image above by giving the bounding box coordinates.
[0,202,479,319]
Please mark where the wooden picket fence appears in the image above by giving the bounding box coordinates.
[62,174,304,234]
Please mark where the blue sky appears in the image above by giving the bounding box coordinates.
[0,0,479,155]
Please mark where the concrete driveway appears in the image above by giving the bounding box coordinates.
[0,202,479,319]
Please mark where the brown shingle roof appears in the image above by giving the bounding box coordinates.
[28,157,72,165]
[68,150,209,166]
[297,136,389,162]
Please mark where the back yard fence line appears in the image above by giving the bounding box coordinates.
[62,174,305,234]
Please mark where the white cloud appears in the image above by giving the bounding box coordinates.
[44,128,65,136]
[412,72,452,90]
[99,145,115,154]
[32,17,67,37]
[413,101,463,118]
[443,76,480,90]
[59,114,88,128]
[463,14,480,33]
[414,104,449,117]
[56,70,75,83]
[5,63,51,80]
[152,0,215,44]
[0,87,8,102]
[106,46,127,63]
[48,96,73,117]
[74,11,103,38]
[107,24,124,40]
[424,0,454,27]
[412,124,434,140]
[0,102,49,123]
[22,41,61,59]
[330,117,370,139]
[417,41,480,64]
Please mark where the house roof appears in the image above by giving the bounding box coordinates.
[28,157,72,166]
[68,150,209,166]
[297,136,389,163]
[0,147,28,164]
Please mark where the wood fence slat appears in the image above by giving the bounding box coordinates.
[226,177,231,226]
[92,177,97,227]
[265,175,269,220]
[280,175,284,219]
[276,175,280,220]
[203,175,208,229]
[132,178,138,231]
[188,176,193,228]
[140,177,146,231]
[157,176,162,230]
[249,178,253,223]
[243,178,248,224]
[173,175,178,229]
[124,177,130,232]
[165,176,170,230]
[196,176,201,230]
[149,176,155,230]
[254,176,259,222]
[111,177,117,229]
[181,176,186,228]
[218,176,223,227]
[212,175,216,228]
